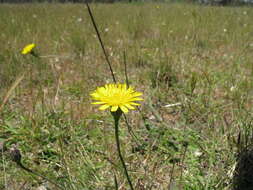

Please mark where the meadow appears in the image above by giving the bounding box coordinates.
[0,2,253,190]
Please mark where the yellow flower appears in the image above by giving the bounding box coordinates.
[90,83,143,113]
[21,43,35,55]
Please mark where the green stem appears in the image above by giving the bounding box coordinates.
[113,110,134,190]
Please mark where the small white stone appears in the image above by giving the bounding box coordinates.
[194,150,202,157]
[230,86,236,91]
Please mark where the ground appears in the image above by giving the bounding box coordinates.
[0,2,253,190]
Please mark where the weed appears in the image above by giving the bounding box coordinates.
[1,2,253,189]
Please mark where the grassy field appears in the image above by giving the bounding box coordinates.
[1,2,253,190]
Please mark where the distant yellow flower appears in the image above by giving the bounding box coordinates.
[90,83,143,113]
[21,43,35,55]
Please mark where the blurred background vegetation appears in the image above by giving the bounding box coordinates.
[0,0,253,7]
[1,2,253,190]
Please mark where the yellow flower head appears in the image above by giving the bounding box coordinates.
[90,83,143,113]
[21,43,35,55]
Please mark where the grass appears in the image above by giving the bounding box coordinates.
[1,2,253,189]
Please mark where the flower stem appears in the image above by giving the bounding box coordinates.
[113,110,134,190]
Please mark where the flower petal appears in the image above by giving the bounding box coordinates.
[21,43,35,55]
[90,83,143,113]
[129,97,143,101]
[92,101,105,105]
[124,104,135,110]
[132,92,143,97]
[129,102,140,106]
[120,105,129,113]
[99,104,110,110]
[111,105,119,112]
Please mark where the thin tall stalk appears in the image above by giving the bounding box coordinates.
[10,146,65,190]
[112,110,134,190]
[85,3,116,83]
